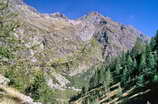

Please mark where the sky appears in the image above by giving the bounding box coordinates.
[24,0,158,37]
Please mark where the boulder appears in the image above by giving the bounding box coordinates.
[0,74,10,85]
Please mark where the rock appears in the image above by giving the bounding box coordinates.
[0,85,42,104]
[50,12,68,19]
[46,72,70,90]
[0,75,41,104]
[0,75,10,85]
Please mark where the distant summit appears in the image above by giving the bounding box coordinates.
[50,12,68,19]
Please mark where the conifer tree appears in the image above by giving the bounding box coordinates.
[146,52,156,72]
[100,67,106,83]
[127,55,133,66]
[81,87,86,97]
[153,74,158,82]
[150,38,156,51]
[89,75,95,89]
[96,69,101,85]
[132,38,145,56]
[139,53,146,73]
[136,75,144,87]
[105,69,113,87]
[115,61,122,75]
[126,55,133,75]
[121,66,128,86]
[155,30,158,51]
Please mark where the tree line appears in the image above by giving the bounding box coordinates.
[70,31,158,104]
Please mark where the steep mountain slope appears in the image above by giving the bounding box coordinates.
[2,0,148,103]
[10,0,147,72]
[70,33,158,104]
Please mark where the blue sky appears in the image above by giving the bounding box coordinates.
[24,0,158,37]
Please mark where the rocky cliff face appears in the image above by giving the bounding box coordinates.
[80,12,148,59]
[7,0,148,103]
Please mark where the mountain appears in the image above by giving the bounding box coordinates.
[0,0,149,103]
[70,32,158,104]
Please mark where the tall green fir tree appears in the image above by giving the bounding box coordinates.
[146,52,156,73]
[155,30,158,51]
[138,53,146,73]
[105,69,113,87]
[136,75,145,88]
[131,38,145,56]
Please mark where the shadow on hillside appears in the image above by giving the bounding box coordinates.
[126,82,158,104]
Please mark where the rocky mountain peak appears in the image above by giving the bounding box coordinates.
[50,12,68,19]
[9,0,39,14]
[87,12,103,17]
[80,12,112,25]
[9,0,24,5]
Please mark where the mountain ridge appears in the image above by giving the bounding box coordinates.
[10,0,149,92]
[0,0,150,103]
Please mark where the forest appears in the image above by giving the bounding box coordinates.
[70,32,158,104]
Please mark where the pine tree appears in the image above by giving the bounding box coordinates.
[81,87,86,97]
[127,55,133,66]
[136,75,144,87]
[155,30,158,51]
[89,76,95,89]
[146,52,156,72]
[146,44,152,53]
[100,67,106,83]
[139,53,146,73]
[126,55,134,75]
[96,69,101,85]
[120,52,126,66]
[121,66,129,86]
[131,38,145,56]
[105,69,113,87]
[150,37,156,51]
[115,61,122,75]
[153,74,158,82]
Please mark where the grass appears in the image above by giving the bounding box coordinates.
[66,68,96,89]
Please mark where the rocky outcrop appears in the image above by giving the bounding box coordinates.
[0,74,10,85]
[80,12,148,59]
[50,12,68,19]
[0,85,42,104]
